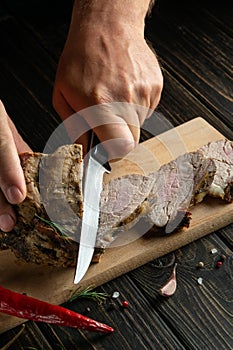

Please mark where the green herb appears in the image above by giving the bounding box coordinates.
[35,214,72,243]
[68,286,109,304]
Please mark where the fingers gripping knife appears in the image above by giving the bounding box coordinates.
[74,134,111,284]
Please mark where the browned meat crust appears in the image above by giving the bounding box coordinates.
[0,144,83,267]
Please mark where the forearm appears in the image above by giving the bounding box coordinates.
[70,0,152,32]
[53,0,163,158]
[73,0,151,17]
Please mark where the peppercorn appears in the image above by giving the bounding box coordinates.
[197,261,204,268]
[220,254,226,262]
[216,261,223,268]
[121,300,129,308]
[112,291,120,299]
[210,248,218,254]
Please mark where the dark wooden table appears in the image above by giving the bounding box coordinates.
[0,1,232,349]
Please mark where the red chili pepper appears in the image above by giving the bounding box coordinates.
[0,285,113,333]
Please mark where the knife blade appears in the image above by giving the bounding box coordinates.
[74,135,111,284]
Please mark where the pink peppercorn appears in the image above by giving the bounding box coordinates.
[216,261,223,268]
[122,301,129,308]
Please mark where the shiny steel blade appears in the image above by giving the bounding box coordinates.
[74,148,109,284]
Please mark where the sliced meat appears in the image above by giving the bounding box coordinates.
[0,144,83,267]
[200,139,233,202]
[147,151,216,234]
[97,150,216,244]
[1,139,232,268]
[96,174,154,248]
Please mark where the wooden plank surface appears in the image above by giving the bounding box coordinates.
[0,117,232,334]
[129,233,233,350]
[146,1,233,131]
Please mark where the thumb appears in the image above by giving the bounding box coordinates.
[0,101,26,204]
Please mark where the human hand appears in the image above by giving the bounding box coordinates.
[52,0,163,158]
[0,101,32,232]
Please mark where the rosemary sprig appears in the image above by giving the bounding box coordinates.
[34,214,72,243]
[68,286,109,304]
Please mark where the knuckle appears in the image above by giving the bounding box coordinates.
[138,83,151,100]
[91,83,134,104]
[91,86,113,104]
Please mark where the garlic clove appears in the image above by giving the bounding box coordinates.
[159,263,177,297]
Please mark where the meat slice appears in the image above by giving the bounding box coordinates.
[0,144,83,267]
[147,151,216,234]
[96,174,154,248]
[200,139,233,202]
[18,144,83,229]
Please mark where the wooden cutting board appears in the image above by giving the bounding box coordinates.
[0,117,232,333]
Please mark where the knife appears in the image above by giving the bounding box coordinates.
[74,134,111,284]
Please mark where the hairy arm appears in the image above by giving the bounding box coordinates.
[53,0,163,158]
